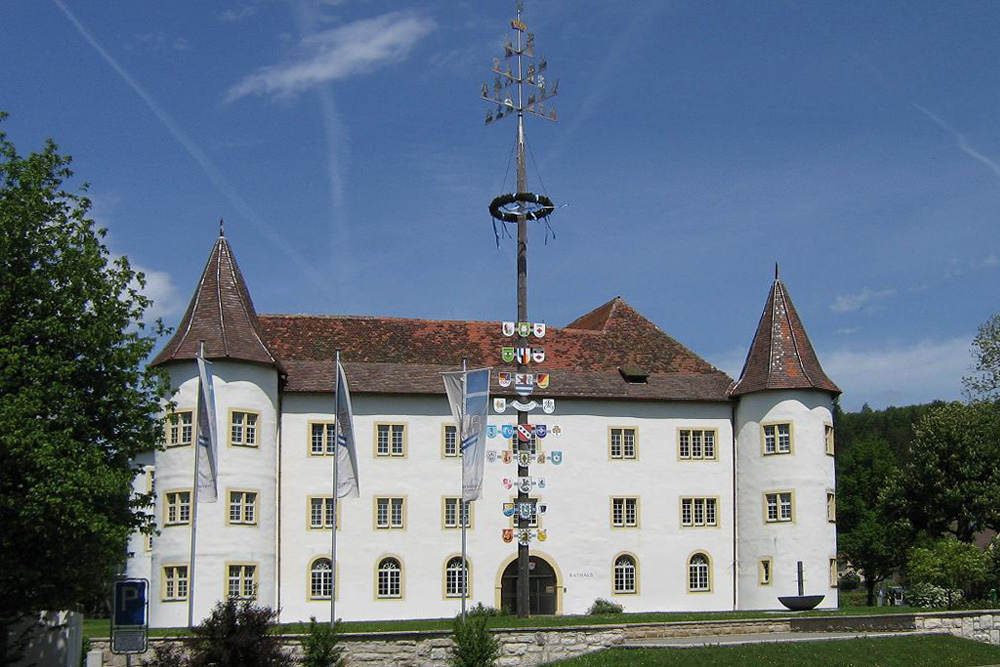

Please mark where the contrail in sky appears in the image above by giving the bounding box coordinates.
[913,104,1000,183]
[51,0,326,289]
[294,0,353,307]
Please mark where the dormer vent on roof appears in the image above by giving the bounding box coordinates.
[619,365,649,384]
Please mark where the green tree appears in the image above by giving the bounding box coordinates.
[964,314,1000,402]
[903,402,1000,542]
[907,537,986,608]
[450,610,500,667]
[300,617,345,667]
[0,115,169,658]
[836,437,911,605]
[187,599,291,667]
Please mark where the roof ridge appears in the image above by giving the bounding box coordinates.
[778,280,814,388]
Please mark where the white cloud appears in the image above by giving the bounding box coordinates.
[225,11,436,102]
[133,264,184,322]
[944,254,999,279]
[218,6,258,23]
[830,287,897,313]
[823,337,971,410]
[708,337,971,411]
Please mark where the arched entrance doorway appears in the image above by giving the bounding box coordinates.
[499,555,559,615]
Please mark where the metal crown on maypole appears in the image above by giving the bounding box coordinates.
[482,0,559,619]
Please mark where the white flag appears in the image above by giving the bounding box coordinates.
[335,361,360,499]
[443,368,491,502]
[195,354,219,503]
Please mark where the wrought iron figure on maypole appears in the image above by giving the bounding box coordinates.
[482,0,559,619]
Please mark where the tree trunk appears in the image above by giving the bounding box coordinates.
[866,577,877,606]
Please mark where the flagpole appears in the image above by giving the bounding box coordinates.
[188,341,205,629]
[331,349,341,626]
[460,357,468,621]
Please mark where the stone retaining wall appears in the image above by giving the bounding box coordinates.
[90,626,625,667]
[915,611,1000,646]
[88,610,1000,667]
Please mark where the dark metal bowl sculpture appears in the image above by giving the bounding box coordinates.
[778,595,825,611]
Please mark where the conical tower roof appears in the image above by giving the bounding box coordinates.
[730,269,839,397]
[151,231,282,371]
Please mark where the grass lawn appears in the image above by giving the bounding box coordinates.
[83,604,925,640]
[542,636,1000,667]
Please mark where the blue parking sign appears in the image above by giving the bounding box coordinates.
[113,580,148,627]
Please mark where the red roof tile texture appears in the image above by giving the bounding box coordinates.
[150,236,281,369]
[729,278,840,397]
[154,237,742,401]
[259,297,733,401]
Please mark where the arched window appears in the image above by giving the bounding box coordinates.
[445,556,468,598]
[377,557,402,599]
[688,552,711,592]
[310,558,332,600]
[613,555,637,594]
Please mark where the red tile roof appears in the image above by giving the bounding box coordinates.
[150,235,281,370]
[729,277,840,397]
[258,297,733,401]
[154,238,734,401]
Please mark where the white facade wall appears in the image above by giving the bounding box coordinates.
[125,451,156,584]
[734,390,837,610]
[131,361,841,626]
[277,394,735,623]
[140,361,280,627]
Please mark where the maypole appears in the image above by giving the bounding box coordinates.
[482,0,559,618]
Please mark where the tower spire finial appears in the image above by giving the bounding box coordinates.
[775,261,780,281]
[219,218,225,237]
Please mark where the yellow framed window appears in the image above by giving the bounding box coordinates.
[376,424,405,457]
[443,497,472,529]
[310,558,333,600]
[763,423,792,455]
[443,424,459,457]
[227,563,258,599]
[166,411,193,447]
[164,490,191,525]
[680,497,718,527]
[311,422,336,456]
[679,428,717,460]
[765,492,794,523]
[309,496,338,530]
[228,490,258,525]
[613,555,637,594]
[376,557,402,598]
[609,428,636,459]
[375,497,405,529]
[611,497,638,527]
[163,565,188,601]
[230,411,259,447]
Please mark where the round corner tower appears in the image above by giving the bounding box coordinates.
[731,269,840,611]
[137,230,283,627]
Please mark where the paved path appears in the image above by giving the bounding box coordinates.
[621,628,951,649]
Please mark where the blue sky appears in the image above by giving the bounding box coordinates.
[4,0,999,410]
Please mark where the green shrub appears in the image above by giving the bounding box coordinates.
[905,582,964,608]
[466,603,505,618]
[187,598,291,667]
[838,572,861,591]
[587,598,623,615]
[299,617,344,667]
[450,612,500,667]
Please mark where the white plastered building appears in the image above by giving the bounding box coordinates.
[127,234,841,626]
